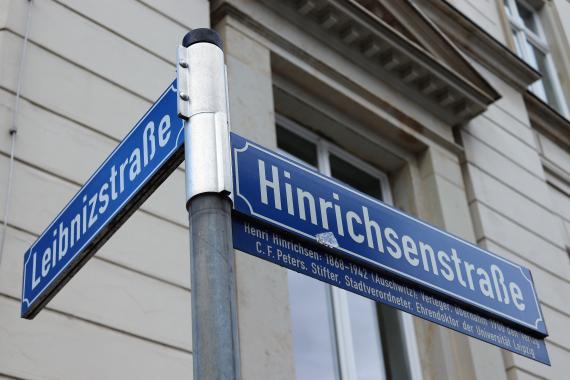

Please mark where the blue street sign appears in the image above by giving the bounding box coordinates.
[21,81,183,319]
[232,215,550,365]
[230,133,548,339]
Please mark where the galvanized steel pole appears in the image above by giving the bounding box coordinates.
[189,194,239,379]
[177,29,240,380]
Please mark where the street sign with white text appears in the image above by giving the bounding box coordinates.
[230,133,550,364]
[21,81,183,319]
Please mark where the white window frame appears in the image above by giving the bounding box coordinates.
[276,114,423,380]
[504,0,569,117]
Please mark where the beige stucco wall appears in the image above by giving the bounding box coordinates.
[462,60,570,379]
[448,0,507,43]
[552,0,570,53]
[548,0,570,105]
[0,0,208,378]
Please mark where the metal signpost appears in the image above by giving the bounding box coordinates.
[21,80,183,319]
[177,30,240,380]
[20,27,550,377]
[230,133,551,365]
[21,28,241,380]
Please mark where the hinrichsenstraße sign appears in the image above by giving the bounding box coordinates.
[21,81,183,319]
[230,133,550,364]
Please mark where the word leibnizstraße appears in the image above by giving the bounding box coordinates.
[21,81,183,318]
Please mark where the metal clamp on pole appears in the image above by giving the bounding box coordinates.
[177,28,233,204]
[177,29,240,380]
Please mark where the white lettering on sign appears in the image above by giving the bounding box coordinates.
[30,115,172,290]
[257,159,526,311]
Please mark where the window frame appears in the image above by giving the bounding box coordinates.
[503,0,569,117]
[276,114,423,380]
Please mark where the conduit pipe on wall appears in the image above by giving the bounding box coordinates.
[0,0,33,268]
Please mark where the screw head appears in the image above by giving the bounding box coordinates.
[179,60,188,68]
[179,92,190,101]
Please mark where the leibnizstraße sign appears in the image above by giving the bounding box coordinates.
[21,81,183,319]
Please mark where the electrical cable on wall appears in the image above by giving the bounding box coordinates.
[0,0,33,268]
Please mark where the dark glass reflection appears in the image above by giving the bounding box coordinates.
[276,125,318,167]
[330,154,382,200]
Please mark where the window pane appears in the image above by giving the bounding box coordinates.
[378,305,413,380]
[531,45,562,112]
[347,293,387,380]
[277,126,340,380]
[330,152,387,379]
[511,29,524,56]
[515,0,538,34]
[288,271,339,380]
[276,125,318,167]
[277,122,395,380]
[330,154,383,200]
[524,38,540,70]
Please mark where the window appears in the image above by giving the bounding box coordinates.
[503,0,569,116]
[276,116,421,380]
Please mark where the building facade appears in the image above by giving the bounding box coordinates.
[0,0,569,379]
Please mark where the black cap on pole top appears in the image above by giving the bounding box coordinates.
[182,28,223,50]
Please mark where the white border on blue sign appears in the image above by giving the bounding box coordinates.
[232,139,544,332]
[22,83,183,313]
